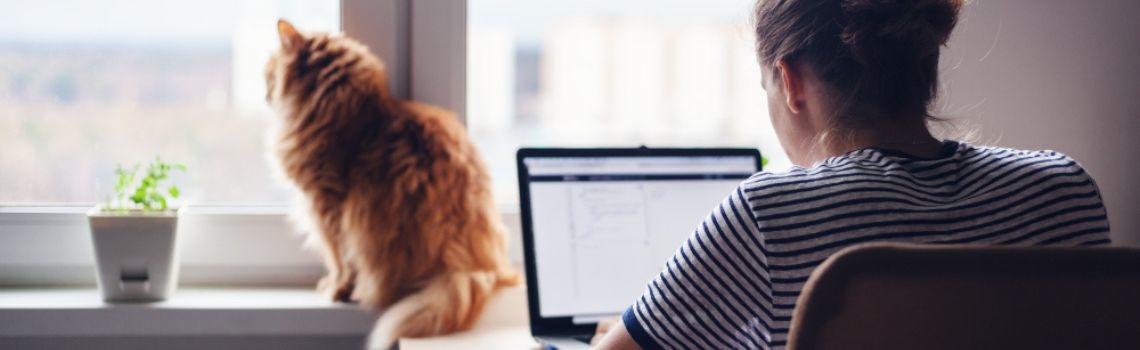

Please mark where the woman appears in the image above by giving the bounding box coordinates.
[591,0,1111,349]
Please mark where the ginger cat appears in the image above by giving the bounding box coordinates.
[264,19,518,348]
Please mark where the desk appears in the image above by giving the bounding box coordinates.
[399,285,542,349]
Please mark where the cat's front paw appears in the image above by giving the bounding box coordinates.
[317,275,356,303]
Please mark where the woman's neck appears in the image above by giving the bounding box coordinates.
[810,121,942,164]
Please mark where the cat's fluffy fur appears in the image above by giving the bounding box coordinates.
[265,20,518,348]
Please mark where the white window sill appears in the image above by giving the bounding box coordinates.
[0,287,376,349]
[0,285,537,350]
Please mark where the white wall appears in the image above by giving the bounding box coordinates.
[938,0,1140,245]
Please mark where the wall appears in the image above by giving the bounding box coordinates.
[938,0,1140,245]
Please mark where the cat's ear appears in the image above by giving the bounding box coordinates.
[277,19,304,51]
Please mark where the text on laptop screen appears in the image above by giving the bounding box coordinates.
[523,156,757,321]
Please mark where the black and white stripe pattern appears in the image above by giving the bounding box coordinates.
[622,141,1111,350]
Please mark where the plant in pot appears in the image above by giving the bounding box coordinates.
[88,158,186,302]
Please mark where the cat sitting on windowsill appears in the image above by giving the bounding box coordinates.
[264,19,519,349]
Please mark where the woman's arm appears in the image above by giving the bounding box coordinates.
[591,317,641,350]
[595,186,767,349]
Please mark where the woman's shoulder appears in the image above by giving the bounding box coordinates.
[963,144,1094,180]
[738,142,1100,210]
[736,160,875,208]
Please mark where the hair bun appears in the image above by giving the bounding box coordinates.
[841,0,963,67]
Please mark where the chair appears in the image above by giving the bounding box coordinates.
[786,243,1140,350]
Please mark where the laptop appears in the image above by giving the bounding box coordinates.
[516,147,763,349]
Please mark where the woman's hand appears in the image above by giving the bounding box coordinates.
[590,316,641,349]
[590,317,621,345]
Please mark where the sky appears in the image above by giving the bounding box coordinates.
[0,0,754,46]
[470,0,756,46]
[0,0,338,45]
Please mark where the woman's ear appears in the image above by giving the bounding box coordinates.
[775,60,805,114]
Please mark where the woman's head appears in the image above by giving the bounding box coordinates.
[753,0,963,165]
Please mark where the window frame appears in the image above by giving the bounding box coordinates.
[0,0,478,286]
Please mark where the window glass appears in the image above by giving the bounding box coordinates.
[0,0,339,204]
[468,0,791,203]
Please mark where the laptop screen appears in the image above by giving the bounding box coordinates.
[521,154,758,324]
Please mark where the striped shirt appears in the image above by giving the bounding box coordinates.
[622,141,1111,350]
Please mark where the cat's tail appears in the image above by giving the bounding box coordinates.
[365,270,517,350]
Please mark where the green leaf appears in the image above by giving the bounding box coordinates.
[105,157,187,212]
[131,188,146,203]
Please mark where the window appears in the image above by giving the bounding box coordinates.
[1,0,787,285]
[0,0,339,205]
[467,0,791,203]
[0,0,368,287]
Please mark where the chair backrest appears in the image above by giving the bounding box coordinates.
[786,243,1140,350]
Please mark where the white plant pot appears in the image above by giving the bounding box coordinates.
[87,207,182,302]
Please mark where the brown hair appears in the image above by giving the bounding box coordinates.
[754,0,963,126]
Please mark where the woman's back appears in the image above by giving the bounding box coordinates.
[592,0,1115,349]
[622,141,1110,349]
